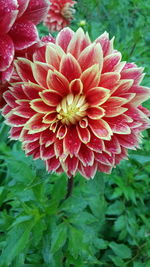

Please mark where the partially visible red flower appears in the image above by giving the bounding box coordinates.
[0,0,49,79]
[44,0,76,31]
[2,28,150,179]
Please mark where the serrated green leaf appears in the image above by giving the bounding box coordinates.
[109,242,132,259]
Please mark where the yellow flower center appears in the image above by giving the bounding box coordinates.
[61,3,75,20]
[56,94,88,125]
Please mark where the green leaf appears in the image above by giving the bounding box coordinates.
[109,242,132,259]
[0,220,36,265]
[51,223,67,254]
[68,226,84,259]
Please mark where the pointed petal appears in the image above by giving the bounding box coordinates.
[9,20,39,50]
[87,132,105,152]
[22,83,44,99]
[121,67,144,85]
[106,115,131,134]
[102,52,121,73]
[102,97,128,117]
[87,107,105,119]
[95,151,114,166]
[78,43,103,72]
[43,112,57,123]
[70,79,83,95]
[40,144,55,160]
[60,54,82,82]
[40,90,62,106]
[32,61,50,88]
[9,126,23,140]
[46,157,60,172]
[78,144,94,166]
[76,125,91,144]
[30,99,53,113]
[40,129,55,146]
[89,118,112,140]
[79,162,97,179]
[24,113,48,133]
[64,156,78,176]
[67,28,91,59]
[97,162,112,174]
[105,135,121,154]
[56,125,67,139]
[46,43,64,69]
[47,70,69,96]
[21,0,49,24]
[95,32,114,56]
[0,34,14,71]
[99,72,120,89]
[86,87,110,105]
[56,28,74,52]
[80,64,100,93]
[112,79,134,95]
[14,58,36,83]
[6,114,28,127]
[63,126,81,156]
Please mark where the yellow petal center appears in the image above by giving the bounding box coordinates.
[56,94,88,125]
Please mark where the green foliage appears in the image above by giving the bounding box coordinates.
[1,0,150,266]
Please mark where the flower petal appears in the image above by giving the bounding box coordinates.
[67,28,91,59]
[47,70,69,96]
[87,107,105,119]
[9,20,39,50]
[78,43,103,72]
[30,99,53,113]
[87,132,105,152]
[40,144,55,160]
[32,61,51,88]
[76,125,91,144]
[121,67,144,85]
[21,0,49,25]
[102,97,128,117]
[86,87,110,106]
[80,64,100,93]
[0,34,14,71]
[99,72,120,89]
[46,157,60,172]
[60,53,82,82]
[79,162,97,179]
[78,144,94,166]
[46,43,64,70]
[89,119,112,140]
[95,32,114,57]
[70,79,83,95]
[56,27,74,52]
[102,52,121,73]
[24,113,48,133]
[63,126,81,156]
[40,90,62,106]
[14,58,36,83]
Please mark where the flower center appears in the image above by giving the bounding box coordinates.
[56,94,88,125]
[61,3,75,20]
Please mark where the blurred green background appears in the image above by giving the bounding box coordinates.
[0,0,150,266]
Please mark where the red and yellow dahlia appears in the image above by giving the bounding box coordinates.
[2,28,150,179]
[0,0,49,81]
[44,0,76,32]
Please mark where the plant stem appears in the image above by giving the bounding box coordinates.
[65,176,74,199]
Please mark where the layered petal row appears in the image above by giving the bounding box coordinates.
[2,28,150,179]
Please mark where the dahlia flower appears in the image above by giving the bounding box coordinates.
[44,0,76,31]
[2,28,150,179]
[0,0,49,78]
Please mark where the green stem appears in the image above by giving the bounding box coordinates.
[65,176,74,199]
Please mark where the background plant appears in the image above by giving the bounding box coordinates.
[0,0,150,266]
